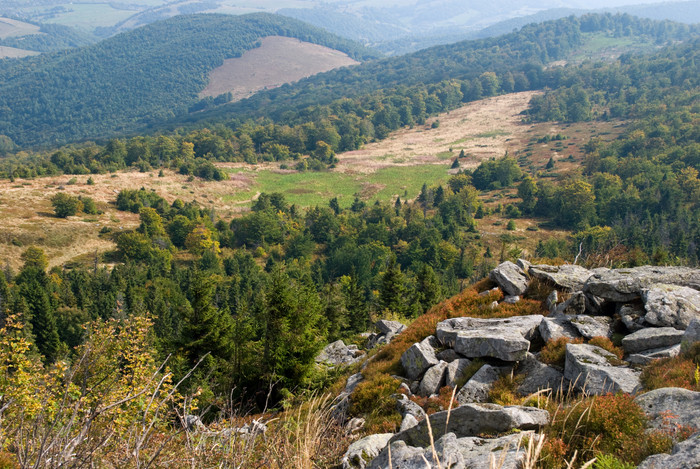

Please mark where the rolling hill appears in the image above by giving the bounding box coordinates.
[0,13,378,148]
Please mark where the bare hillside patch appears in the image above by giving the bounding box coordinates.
[0,45,39,58]
[0,17,40,39]
[200,36,359,100]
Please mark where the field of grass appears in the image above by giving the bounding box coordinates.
[43,4,135,29]
[568,32,655,63]
[223,164,451,208]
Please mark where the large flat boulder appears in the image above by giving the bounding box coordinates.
[316,340,363,366]
[530,264,592,291]
[621,327,685,354]
[635,387,700,431]
[389,403,549,448]
[564,343,641,395]
[375,319,406,336]
[583,266,700,302]
[437,315,543,346]
[637,432,700,469]
[627,344,680,365]
[368,432,537,469]
[517,353,566,396]
[401,337,439,380]
[568,315,613,339]
[489,261,529,296]
[452,328,531,362]
[456,364,500,404]
[643,284,700,330]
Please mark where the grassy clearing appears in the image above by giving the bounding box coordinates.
[223,164,451,208]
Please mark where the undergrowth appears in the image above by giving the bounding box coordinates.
[641,342,700,392]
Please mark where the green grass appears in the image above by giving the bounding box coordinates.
[43,4,135,29]
[222,164,450,208]
[475,130,510,138]
[570,32,655,62]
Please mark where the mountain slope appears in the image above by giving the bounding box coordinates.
[0,13,377,148]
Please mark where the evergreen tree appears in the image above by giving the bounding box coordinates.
[414,264,441,315]
[21,280,61,362]
[379,255,406,316]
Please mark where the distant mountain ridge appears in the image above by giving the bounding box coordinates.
[0,13,378,148]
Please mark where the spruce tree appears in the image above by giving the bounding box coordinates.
[379,255,406,316]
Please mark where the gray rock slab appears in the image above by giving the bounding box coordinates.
[635,387,700,431]
[539,314,582,343]
[643,284,700,330]
[389,403,549,448]
[517,353,566,396]
[399,413,419,432]
[316,339,363,366]
[437,315,543,346]
[401,337,439,380]
[375,319,406,336]
[584,266,700,302]
[489,261,529,296]
[621,327,685,354]
[530,264,592,291]
[456,364,500,404]
[445,358,473,388]
[554,291,587,315]
[342,433,394,469]
[564,343,641,395]
[568,315,613,339]
[682,318,700,352]
[637,433,700,469]
[453,328,532,362]
[627,344,680,365]
[367,431,537,469]
[436,348,461,362]
[418,361,448,396]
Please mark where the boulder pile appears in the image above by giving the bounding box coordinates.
[341,262,700,469]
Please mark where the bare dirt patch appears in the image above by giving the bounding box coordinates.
[200,36,359,100]
[0,17,40,39]
[338,91,541,174]
[0,45,39,58]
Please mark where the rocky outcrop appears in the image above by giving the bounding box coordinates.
[316,340,364,366]
[401,338,438,380]
[418,360,448,396]
[489,261,529,296]
[584,266,700,302]
[642,284,700,330]
[367,432,537,469]
[682,318,700,352]
[530,264,593,291]
[389,403,549,448]
[517,353,566,396]
[564,343,641,395]
[342,433,393,469]
[568,315,613,339]
[445,358,472,388]
[539,314,581,342]
[368,320,407,348]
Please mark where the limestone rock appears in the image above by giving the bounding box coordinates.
[399,413,419,432]
[389,403,549,448]
[453,328,531,362]
[368,432,537,469]
[456,364,500,404]
[564,343,641,395]
[445,358,473,388]
[568,315,613,339]
[621,327,685,354]
[584,266,700,302]
[401,337,438,380]
[539,314,581,343]
[530,264,592,291]
[682,318,700,352]
[418,361,448,396]
[637,433,700,469]
[517,258,531,273]
[342,433,393,469]
[627,344,680,365]
[489,261,529,296]
[635,387,700,431]
[643,284,700,330]
[517,353,566,396]
[395,394,423,420]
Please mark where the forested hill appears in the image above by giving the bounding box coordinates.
[0,13,377,148]
[171,13,700,129]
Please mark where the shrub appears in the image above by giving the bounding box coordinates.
[589,336,624,361]
[539,337,584,368]
[410,386,458,415]
[488,374,523,405]
[641,343,700,391]
[594,454,635,469]
[349,375,401,433]
[50,192,82,218]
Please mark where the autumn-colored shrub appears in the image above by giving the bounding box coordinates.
[539,337,584,367]
[589,336,624,360]
[541,393,670,467]
[488,373,524,406]
[641,347,700,392]
[349,374,401,433]
[410,386,458,416]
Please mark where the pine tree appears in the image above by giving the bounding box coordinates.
[342,274,369,333]
[21,280,61,363]
[415,264,441,315]
[379,255,406,316]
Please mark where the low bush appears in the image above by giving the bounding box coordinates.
[539,337,584,367]
[641,342,700,392]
